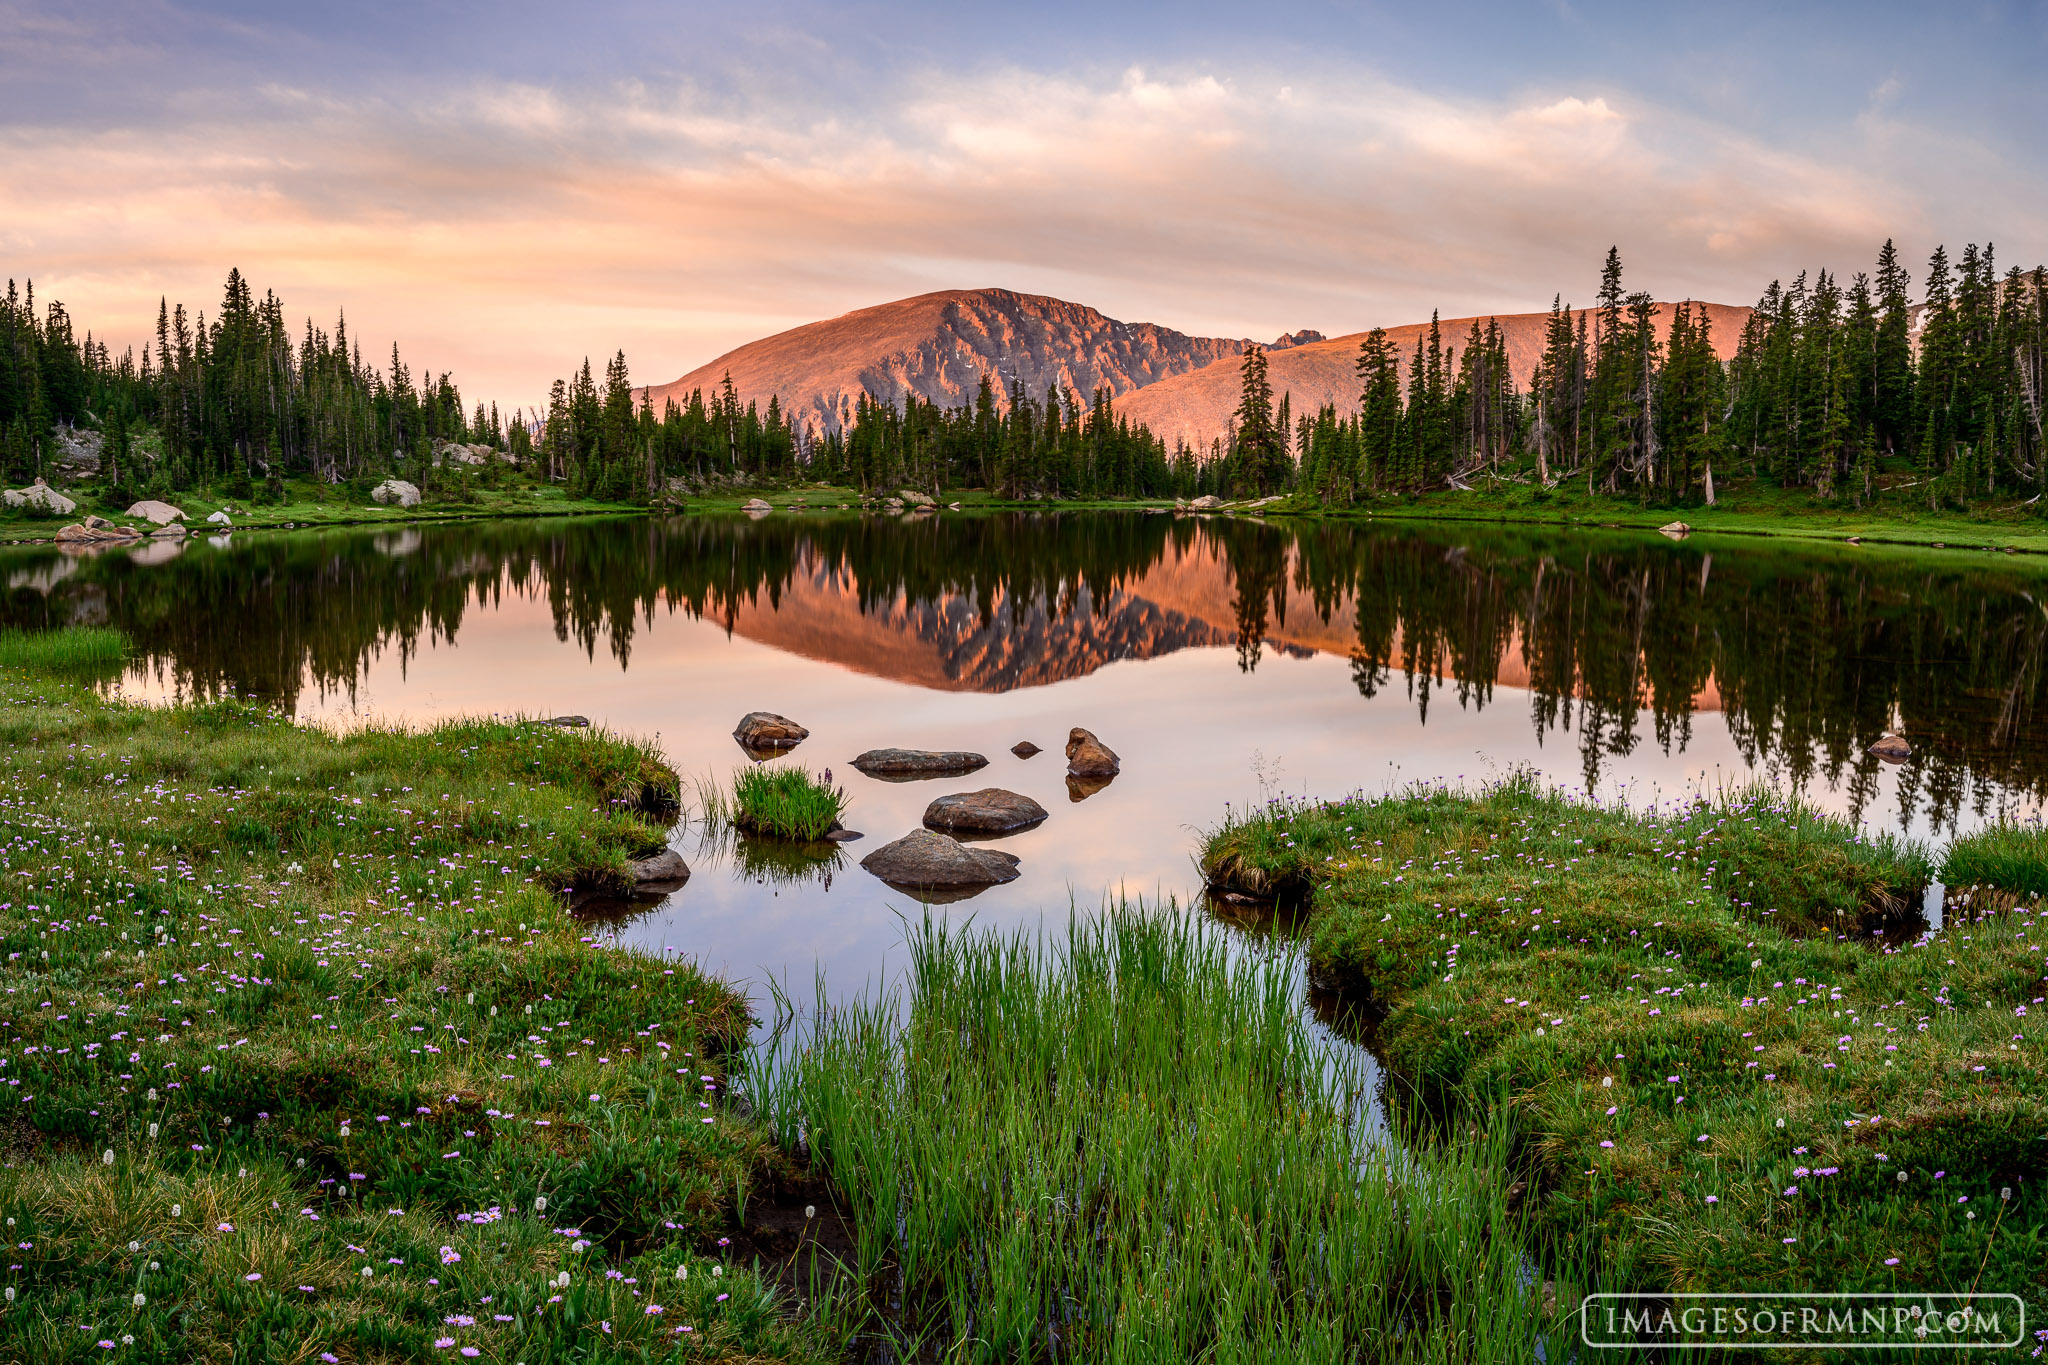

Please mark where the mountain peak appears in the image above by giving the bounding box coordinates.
[640,288,1253,437]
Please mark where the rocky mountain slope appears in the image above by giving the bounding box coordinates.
[1114,302,1752,452]
[640,287,1747,453]
[638,289,1319,438]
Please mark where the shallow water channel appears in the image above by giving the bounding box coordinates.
[6,509,2044,1094]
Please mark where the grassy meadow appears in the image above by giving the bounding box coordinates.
[1201,776,2048,1327]
[0,630,833,1363]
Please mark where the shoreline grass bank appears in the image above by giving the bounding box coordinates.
[0,631,831,1362]
[1201,775,2048,1323]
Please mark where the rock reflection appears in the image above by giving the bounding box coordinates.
[3,509,2045,832]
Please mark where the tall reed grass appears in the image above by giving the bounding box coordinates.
[757,909,1579,1361]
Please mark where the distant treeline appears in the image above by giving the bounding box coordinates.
[1283,242,2048,509]
[4,240,2044,508]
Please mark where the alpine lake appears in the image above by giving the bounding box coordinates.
[5,507,2045,1097]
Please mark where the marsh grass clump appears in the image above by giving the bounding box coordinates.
[0,624,126,673]
[1200,773,2045,1317]
[1943,820,2048,899]
[703,765,846,842]
[759,909,1583,1359]
[0,663,828,1363]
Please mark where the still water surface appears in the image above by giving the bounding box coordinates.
[5,511,2044,1034]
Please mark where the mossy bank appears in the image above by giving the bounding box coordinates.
[1203,776,2048,1325]
[0,631,833,1362]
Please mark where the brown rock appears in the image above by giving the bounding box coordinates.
[850,748,988,779]
[1010,741,1041,758]
[1868,732,1911,764]
[860,829,1021,889]
[733,712,808,751]
[923,788,1048,836]
[1064,727,1120,778]
[629,849,690,889]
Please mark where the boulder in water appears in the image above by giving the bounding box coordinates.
[1869,732,1912,763]
[1659,521,1692,539]
[734,712,808,751]
[923,788,1048,836]
[850,748,988,779]
[1011,740,1041,758]
[861,830,1020,889]
[629,849,690,890]
[1064,727,1120,778]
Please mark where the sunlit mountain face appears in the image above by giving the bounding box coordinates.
[6,511,2045,834]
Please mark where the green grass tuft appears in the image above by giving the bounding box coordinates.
[0,625,126,672]
[1943,820,2048,899]
[701,765,847,842]
[758,907,1587,1358]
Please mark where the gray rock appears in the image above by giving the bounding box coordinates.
[371,478,422,508]
[1064,727,1120,778]
[125,500,187,525]
[924,788,1048,836]
[1188,494,1224,510]
[734,711,808,750]
[3,482,77,515]
[850,748,989,779]
[629,848,690,889]
[544,715,590,728]
[898,489,935,508]
[741,497,772,513]
[1659,521,1692,538]
[207,510,233,526]
[861,829,1020,889]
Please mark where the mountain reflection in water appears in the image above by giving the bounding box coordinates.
[4,510,2045,835]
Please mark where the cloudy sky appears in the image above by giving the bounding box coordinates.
[4,0,2044,411]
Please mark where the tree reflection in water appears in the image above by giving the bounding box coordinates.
[4,511,2043,834]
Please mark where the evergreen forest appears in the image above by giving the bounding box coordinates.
[3,240,2043,512]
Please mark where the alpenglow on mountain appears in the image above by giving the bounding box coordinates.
[640,287,1747,452]
[636,288,1322,439]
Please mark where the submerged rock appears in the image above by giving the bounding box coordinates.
[850,748,988,778]
[861,829,1020,889]
[733,712,808,751]
[1064,727,1120,778]
[1066,772,1115,802]
[1869,732,1912,763]
[923,788,1048,836]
